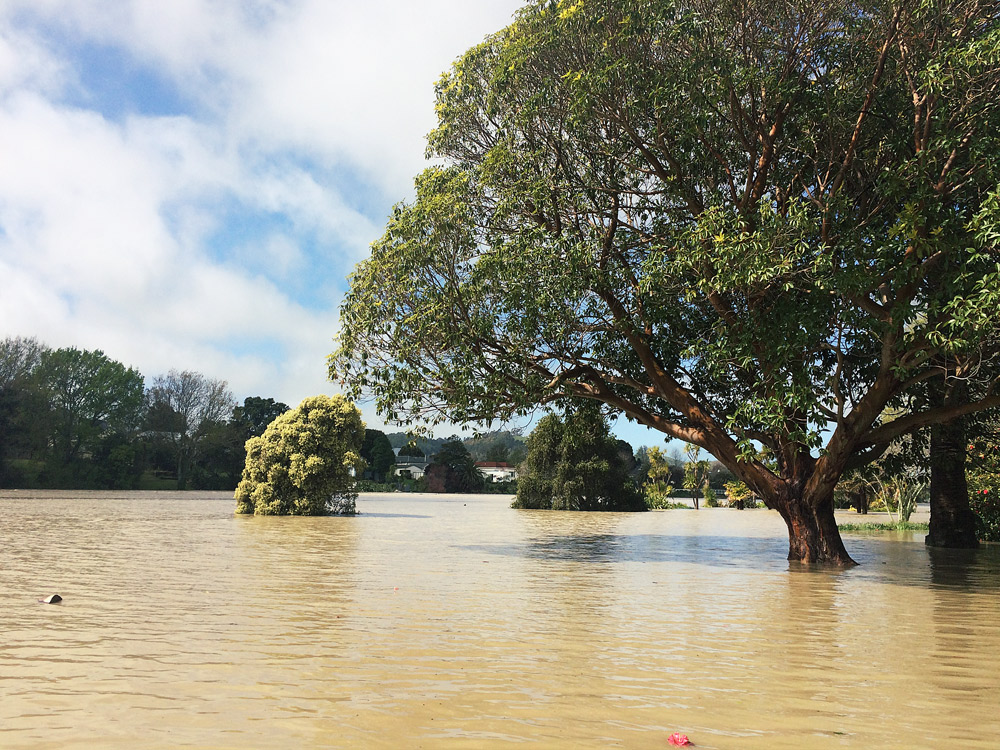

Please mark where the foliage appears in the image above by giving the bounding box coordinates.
[234,395,365,516]
[1,336,302,491]
[513,405,644,511]
[464,430,528,465]
[360,429,396,482]
[723,480,758,510]
[643,445,675,509]
[481,478,518,495]
[836,459,926,522]
[425,438,485,493]
[873,477,926,524]
[0,337,50,486]
[147,370,236,490]
[331,0,1000,564]
[682,444,712,510]
[0,336,47,388]
[354,479,398,493]
[397,440,425,459]
[387,432,442,455]
[968,432,1000,541]
[878,477,927,523]
[233,397,290,439]
[32,347,145,482]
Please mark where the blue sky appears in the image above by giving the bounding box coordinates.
[0,0,668,449]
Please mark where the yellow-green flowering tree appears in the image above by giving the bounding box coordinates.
[235,395,365,516]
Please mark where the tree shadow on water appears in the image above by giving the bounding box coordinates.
[458,531,795,573]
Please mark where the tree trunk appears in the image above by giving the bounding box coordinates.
[926,380,979,549]
[775,489,856,565]
[927,418,979,548]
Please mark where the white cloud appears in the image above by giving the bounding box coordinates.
[0,0,525,415]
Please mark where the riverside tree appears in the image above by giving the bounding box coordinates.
[513,405,644,511]
[234,395,365,516]
[331,0,1000,564]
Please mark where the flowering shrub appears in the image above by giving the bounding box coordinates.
[967,439,1000,542]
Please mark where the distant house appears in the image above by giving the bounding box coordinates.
[475,461,518,483]
[393,449,431,480]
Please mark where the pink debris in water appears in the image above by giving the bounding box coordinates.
[667,732,693,747]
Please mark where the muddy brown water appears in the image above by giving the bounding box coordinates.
[1,491,998,749]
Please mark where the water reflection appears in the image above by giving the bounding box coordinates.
[1,492,998,750]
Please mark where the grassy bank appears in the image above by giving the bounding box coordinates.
[838,521,929,532]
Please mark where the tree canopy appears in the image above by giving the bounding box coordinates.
[513,405,644,511]
[235,395,365,516]
[331,0,1000,563]
[361,428,396,482]
[148,370,236,490]
[33,347,145,468]
[425,438,485,493]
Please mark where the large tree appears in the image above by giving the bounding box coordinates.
[33,347,145,472]
[0,337,49,484]
[514,405,644,511]
[233,396,290,440]
[147,370,235,489]
[426,438,485,493]
[360,428,396,482]
[331,0,1000,564]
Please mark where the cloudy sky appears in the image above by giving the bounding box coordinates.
[0,0,663,447]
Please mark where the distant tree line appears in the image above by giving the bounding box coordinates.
[0,336,288,490]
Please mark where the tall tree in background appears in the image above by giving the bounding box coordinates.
[232,397,290,440]
[426,438,485,493]
[0,337,49,485]
[32,347,145,484]
[360,429,396,482]
[148,370,235,489]
[0,336,47,387]
[513,405,644,511]
[333,0,1000,564]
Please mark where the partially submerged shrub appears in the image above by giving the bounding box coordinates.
[234,395,365,515]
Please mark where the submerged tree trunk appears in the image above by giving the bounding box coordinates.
[729,448,856,565]
[775,495,856,565]
[926,381,979,549]
[927,421,979,548]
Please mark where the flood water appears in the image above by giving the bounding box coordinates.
[1,491,998,749]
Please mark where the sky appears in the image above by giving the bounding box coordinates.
[0,0,668,449]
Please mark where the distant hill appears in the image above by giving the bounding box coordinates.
[385,433,446,457]
[385,430,527,464]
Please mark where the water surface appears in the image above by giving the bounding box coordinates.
[1,491,998,749]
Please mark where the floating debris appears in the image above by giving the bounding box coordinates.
[39,594,62,604]
[667,732,693,746]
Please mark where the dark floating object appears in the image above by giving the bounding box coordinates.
[40,594,62,604]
